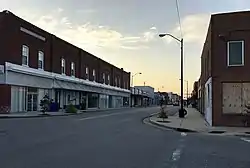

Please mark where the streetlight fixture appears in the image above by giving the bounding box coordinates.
[160,33,185,118]
[131,72,142,87]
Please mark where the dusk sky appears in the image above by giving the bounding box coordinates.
[2,0,250,94]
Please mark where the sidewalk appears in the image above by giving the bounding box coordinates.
[149,107,250,136]
[0,107,131,119]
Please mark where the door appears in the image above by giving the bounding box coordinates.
[27,93,38,111]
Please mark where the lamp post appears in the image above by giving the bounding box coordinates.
[130,72,142,107]
[159,33,184,118]
[131,72,142,87]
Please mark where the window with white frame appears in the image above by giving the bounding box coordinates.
[93,69,96,81]
[227,41,244,66]
[71,62,75,77]
[86,67,89,79]
[103,73,105,84]
[107,74,110,85]
[22,45,29,66]
[38,51,44,69]
[61,58,65,74]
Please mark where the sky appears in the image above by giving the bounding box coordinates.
[1,0,250,95]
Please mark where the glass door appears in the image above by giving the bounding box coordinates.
[27,93,38,111]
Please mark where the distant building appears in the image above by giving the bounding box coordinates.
[134,86,154,106]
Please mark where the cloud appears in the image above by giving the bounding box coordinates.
[57,8,64,13]
[150,26,157,30]
[166,14,210,44]
[14,8,156,53]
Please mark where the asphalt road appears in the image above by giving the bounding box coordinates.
[0,106,250,168]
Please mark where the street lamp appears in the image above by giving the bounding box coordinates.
[130,72,142,107]
[131,72,142,87]
[160,33,185,118]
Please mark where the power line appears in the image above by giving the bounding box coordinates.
[175,0,183,38]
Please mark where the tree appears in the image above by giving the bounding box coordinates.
[39,94,52,114]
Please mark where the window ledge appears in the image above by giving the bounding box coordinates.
[227,64,244,67]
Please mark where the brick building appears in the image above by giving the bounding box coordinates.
[199,11,250,127]
[0,10,131,113]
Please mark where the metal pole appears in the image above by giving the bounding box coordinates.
[180,38,184,118]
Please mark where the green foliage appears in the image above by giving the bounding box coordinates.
[66,104,78,113]
[39,94,52,114]
[158,106,168,119]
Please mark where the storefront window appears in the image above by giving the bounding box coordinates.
[88,93,99,108]
[123,97,129,106]
[99,94,109,109]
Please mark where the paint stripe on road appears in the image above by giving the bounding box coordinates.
[170,132,187,168]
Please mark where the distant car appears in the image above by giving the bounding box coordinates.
[173,102,179,106]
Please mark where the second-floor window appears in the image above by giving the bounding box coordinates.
[38,51,44,70]
[22,45,29,66]
[103,73,105,84]
[115,77,117,86]
[93,69,96,81]
[118,77,121,87]
[86,67,89,79]
[71,62,75,77]
[61,58,65,74]
[227,41,244,66]
[107,74,110,85]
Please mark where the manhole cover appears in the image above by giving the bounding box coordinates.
[209,131,226,134]
[157,120,170,123]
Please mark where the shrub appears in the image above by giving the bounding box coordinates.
[159,111,168,119]
[40,94,52,114]
[158,105,168,119]
[66,104,78,113]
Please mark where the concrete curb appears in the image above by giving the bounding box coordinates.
[0,107,140,119]
[0,112,79,119]
[147,114,250,137]
[148,115,197,133]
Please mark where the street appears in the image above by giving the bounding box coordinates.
[0,106,249,168]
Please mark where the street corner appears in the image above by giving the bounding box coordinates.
[148,114,198,133]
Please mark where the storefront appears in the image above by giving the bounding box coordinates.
[1,62,131,113]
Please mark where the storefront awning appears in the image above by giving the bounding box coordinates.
[53,80,82,91]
